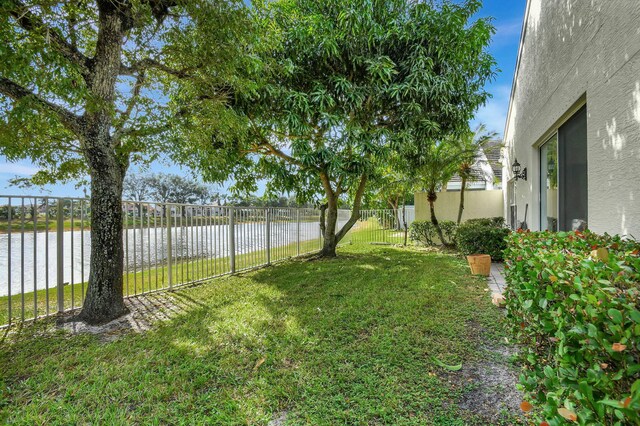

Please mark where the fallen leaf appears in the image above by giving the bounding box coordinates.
[612,343,627,352]
[622,397,632,408]
[253,357,266,371]
[558,407,577,421]
[520,401,533,412]
[431,356,462,371]
[595,247,609,262]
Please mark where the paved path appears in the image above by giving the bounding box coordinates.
[488,263,506,295]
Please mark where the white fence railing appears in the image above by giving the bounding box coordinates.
[0,196,414,327]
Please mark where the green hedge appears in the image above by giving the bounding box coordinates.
[409,220,457,246]
[504,230,640,425]
[455,218,510,261]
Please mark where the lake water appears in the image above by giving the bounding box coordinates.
[0,221,325,297]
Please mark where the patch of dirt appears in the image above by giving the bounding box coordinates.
[436,319,524,422]
[458,358,521,416]
[440,343,523,423]
[58,292,195,342]
[267,410,288,426]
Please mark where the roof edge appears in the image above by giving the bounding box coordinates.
[502,0,532,142]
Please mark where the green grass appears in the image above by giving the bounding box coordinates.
[0,235,323,326]
[0,224,378,325]
[0,218,90,233]
[0,243,521,425]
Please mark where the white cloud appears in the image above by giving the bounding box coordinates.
[0,163,40,176]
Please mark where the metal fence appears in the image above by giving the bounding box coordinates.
[0,196,414,327]
[343,207,415,244]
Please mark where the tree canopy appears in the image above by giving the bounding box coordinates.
[0,0,254,323]
[173,0,496,256]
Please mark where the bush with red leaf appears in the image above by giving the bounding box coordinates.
[504,230,640,425]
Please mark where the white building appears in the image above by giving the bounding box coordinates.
[502,0,640,237]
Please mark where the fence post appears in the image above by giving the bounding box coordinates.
[265,208,271,265]
[229,206,236,273]
[166,205,173,289]
[56,200,64,313]
[296,209,300,256]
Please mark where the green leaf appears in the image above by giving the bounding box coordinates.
[599,399,623,408]
[431,357,462,371]
[608,308,623,324]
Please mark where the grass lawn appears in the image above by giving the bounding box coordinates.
[0,236,323,325]
[0,243,522,425]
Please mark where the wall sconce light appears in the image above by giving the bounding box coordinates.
[512,158,527,181]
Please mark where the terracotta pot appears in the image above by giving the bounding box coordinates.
[467,254,491,276]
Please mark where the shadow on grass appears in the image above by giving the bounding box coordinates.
[0,244,522,425]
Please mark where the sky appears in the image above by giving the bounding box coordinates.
[0,0,527,198]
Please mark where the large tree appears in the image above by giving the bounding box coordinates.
[0,0,250,323]
[174,0,496,257]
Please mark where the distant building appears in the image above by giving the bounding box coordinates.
[445,140,502,191]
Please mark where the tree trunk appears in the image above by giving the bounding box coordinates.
[402,197,408,246]
[319,173,368,257]
[77,162,128,324]
[457,175,467,225]
[388,197,401,230]
[320,196,339,257]
[427,189,447,246]
[76,3,129,324]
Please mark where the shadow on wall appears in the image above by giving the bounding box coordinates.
[505,0,639,236]
[595,78,640,237]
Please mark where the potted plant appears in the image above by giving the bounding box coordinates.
[456,217,510,276]
[466,253,491,276]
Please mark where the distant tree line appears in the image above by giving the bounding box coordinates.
[124,172,321,208]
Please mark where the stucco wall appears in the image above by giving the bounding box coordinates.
[415,190,504,223]
[503,0,640,237]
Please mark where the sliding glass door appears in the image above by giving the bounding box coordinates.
[539,106,588,231]
[558,106,588,231]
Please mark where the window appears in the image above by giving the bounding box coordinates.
[508,179,517,230]
[539,106,588,231]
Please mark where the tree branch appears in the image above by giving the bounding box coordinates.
[319,171,335,199]
[246,119,321,171]
[335,172,368,241]
[7,0,91,79]
[112,72,147,140]
[0,77,83,135]
[115,121,171,144]
[120,58,191,78]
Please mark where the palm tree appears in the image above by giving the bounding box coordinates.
[409,139,462,246]
[455,125,500,225]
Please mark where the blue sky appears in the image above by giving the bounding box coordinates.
[0,0,527,198]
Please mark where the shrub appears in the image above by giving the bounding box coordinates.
[504,230,640,425]
[456,219,510,261]
[409,220,457,246]
[464,216,505,228]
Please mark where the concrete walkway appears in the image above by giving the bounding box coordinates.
[488,263,506,295]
